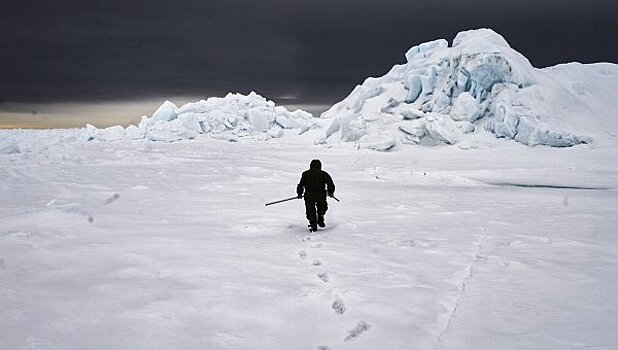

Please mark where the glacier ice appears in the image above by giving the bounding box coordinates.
[320,28,597,148]
[358,134,397,151]
[151,101,178,122]
[248,108,274,132]
[86,92,314,142]
[5,29,614,151]
[405,39,448,63]
[450,92,481,122]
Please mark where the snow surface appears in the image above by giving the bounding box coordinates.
[320,28,618,148]
[1,125,618,349]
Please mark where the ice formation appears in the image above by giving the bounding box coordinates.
[6,29,615,151]
[87,92,314,142]
[320,28,609,149]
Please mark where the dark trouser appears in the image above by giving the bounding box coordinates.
[304,195,328,225]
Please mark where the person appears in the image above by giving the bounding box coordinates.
[297,159,335,232]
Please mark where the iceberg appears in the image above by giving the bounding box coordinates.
[151,101,178,122]
[320,28,614,148]
[87,92,315,142]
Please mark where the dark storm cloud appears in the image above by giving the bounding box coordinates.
[1,0,616,104]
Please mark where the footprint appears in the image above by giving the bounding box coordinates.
[316,346,331,350]
[0,258,5,269]
[312,259,322,266]
[104,193,120,204]
[332,297,346,314]
[392,239,416,248]
[344,321,372,342]
[299,250,307,259]
[302,236,323,248]
[317,273,329,283]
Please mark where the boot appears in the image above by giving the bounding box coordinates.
[308,223,318,232]
[317,213,325,228]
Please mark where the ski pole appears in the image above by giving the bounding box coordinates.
[265,196,301,206]
[330,195,340,202]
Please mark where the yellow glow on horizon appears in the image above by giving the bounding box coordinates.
[0,98,187,129]
[0,98,329,130]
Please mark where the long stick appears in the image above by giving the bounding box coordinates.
[265,195,341,206]
[265,196,300,206]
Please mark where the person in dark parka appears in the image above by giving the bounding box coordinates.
[297,159,335,232]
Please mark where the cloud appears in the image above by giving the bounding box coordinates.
[1,0,616,107]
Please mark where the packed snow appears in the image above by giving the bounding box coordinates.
[320,28,618,149]
[1,127,617,349]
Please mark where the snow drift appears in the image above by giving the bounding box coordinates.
[319,28,618,149]
[86,92,315,142]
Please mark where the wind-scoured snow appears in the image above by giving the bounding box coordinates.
[320,28,618,149]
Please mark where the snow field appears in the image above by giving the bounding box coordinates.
[1,135,617,349]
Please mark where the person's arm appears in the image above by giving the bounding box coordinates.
[325,172,335,196]
[296,173,305,198]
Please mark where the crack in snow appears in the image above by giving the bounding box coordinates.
[489,182,610,190]
[437,240,486,345]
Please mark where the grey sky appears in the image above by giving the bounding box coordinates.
[1,0,616,108]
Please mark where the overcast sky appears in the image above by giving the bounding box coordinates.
[1,0,616,107]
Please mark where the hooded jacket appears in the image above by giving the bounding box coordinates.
[297,159,335,199]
